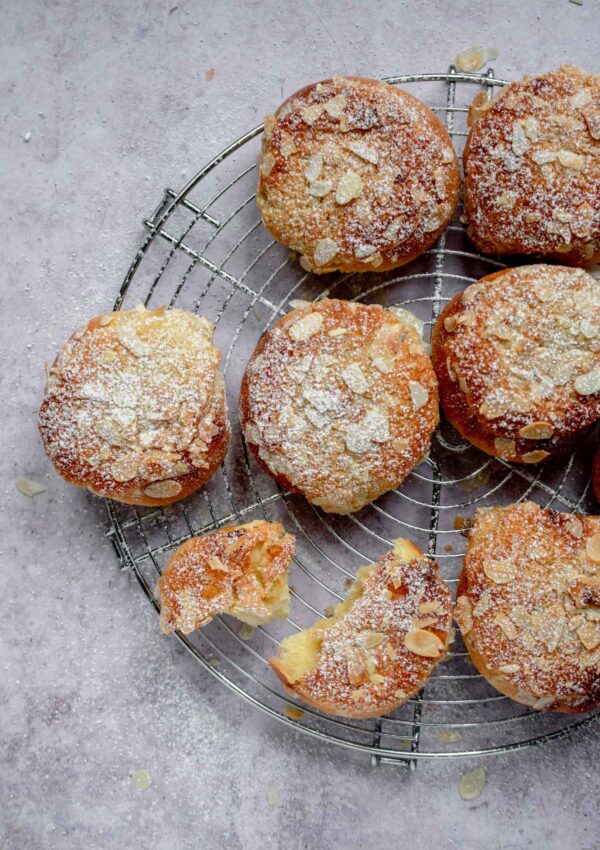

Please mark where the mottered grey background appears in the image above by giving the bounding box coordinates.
[1,1,599,848]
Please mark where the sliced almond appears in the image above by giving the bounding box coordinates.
[304,152,323,183]
[565,517,584,539]
[336,170,362,205]
[363,632,388,649]
[288,311,324,341]
[341,363,369,394]
[569,577,600,608]
[346,647,366,685]
[313,238,338,267]
[585,533,600,565]
[419,600,443,615]
[143,480,182,499]
[444,316,458,332]
[308,180,333,197]
[323,94,346,119]
[408,380,428,410]
[346,140,378,164]
[531,150,558,165]
[454,595,473,635]
[494,613,518,640]
[577,620,600,651]
[260,152,276,177]
[15,477,46,498]
[484,559,517,584]
[279,131,296,157]
[574,367,600,396]
[404,629,443,658]
[521,450,551,464]
[518,421,553,440]
[301,103,324,125]
[494,437,516,459]
[283,706,304,720]
[582,102,600,140]
[98,314,114,326]
[498,664,520,674]
[557,149,584,170]
[207,556,228,573]
[350,688,364,701]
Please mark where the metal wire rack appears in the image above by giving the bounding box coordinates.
[106,68,600,767]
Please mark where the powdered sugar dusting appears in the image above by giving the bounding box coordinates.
[240,299,439,514]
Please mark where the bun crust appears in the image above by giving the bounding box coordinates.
[431,265,600,464]
[456,501,600,713]
[39,306,230,506]
[270,538,453,719]
[257,76,459,273]
[157,520,295,633]
[240,299,439,514]
[464,65,600,266]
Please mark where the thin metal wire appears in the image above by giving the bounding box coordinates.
[106,67,600,764]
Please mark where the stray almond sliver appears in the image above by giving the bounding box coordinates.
[483,559,517,584]
[585,533,600,565]
[404,629,443,658]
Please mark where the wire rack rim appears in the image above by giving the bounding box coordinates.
[107,68,600,765]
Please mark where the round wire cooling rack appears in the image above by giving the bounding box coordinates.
[106,68,600,767]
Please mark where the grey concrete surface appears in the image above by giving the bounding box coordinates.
[2,1,599,848]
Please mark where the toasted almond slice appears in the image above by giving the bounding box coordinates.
[498,664,520,674]
[324,94,346,119]
[394,688,407,700]
[336,170,362,205]
[304,152,323,183]
[288,312,324,341]
[454,595,473,634]
[408,380,428,410]
[143,480,182,499]
[582,102,600,140]
[207,556,228,573]
[260,152,276,177]
[301,103,324,125]
[565,517,584,539]
[346,647,366,686]
[521,450,550,463]
[283,706,304,720]
[346,140,378,164]
[459,766,487,801]
[557,149,584,170]
[363,632,388,649]
[313,238,338,267]
[411,616,439,630]
[518,421,553,440]
[341,363,369,394]
[585,533,600,565]
[577,620,600,651]
[98,314,114,326]
[419,600,443,615]
[494,613,518,640]
[15,477,46,497]
[483,559,517,584]
[574,367,600,396]
[444,316,458,332]
[308,180,333,197]
[350,688,364,701]
[494,437,516,459]
[404,629,444,658]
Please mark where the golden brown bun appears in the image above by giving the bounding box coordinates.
[257,75,459,273]
[240,299,439,514]
[270,538,453,719]
[456,501,600,713]
[464,65,600,266]
[157,520,295,633]
[39,306,230,506]
[431,265,600,464]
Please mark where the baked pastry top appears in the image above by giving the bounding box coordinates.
[456,501,600,713]
[432,265,600,464]
[464,65,600,266]
[270,538,453,719]
[257,75,459,273]
[39,305,229,505]
[158,520,295,634]
[240,298,439,514]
